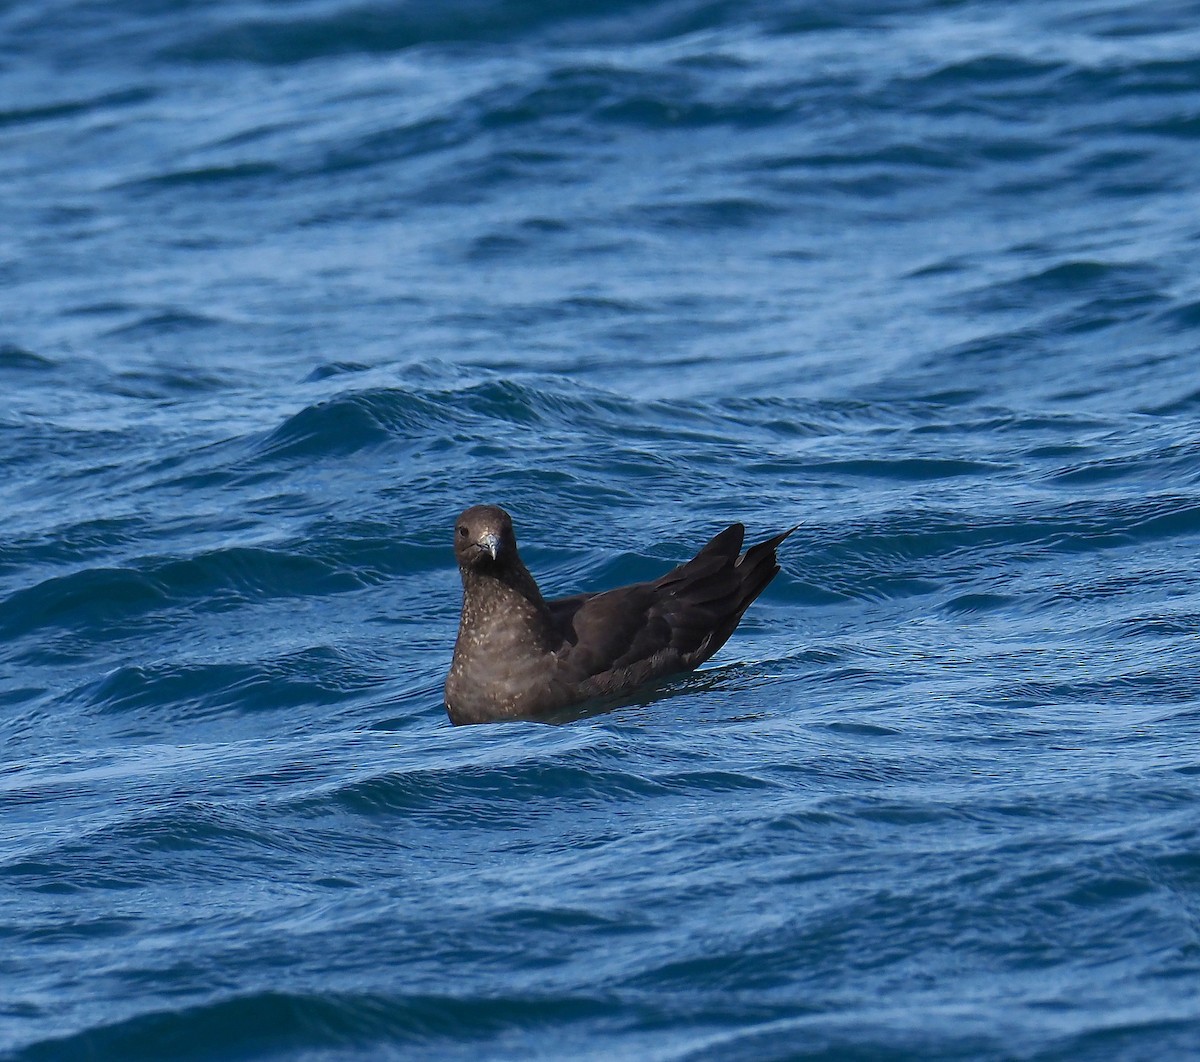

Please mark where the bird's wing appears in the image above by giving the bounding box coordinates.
[550,523,753,684]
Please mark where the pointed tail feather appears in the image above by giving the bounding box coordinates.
[734,524,798,613]
[678,523,797,666]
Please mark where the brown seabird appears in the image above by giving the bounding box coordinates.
[445,505,794,724]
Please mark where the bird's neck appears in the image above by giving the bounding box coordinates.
[462,557,545,607]
[459,563,556,647]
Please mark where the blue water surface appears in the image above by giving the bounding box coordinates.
[3,0,1200,1058]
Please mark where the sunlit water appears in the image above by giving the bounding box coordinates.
[3,1,1200,1058]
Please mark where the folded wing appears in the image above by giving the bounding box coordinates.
[549,522,794,695]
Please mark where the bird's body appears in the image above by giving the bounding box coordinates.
[445,505,794,725]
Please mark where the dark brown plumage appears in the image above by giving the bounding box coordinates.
[444,505,795,725]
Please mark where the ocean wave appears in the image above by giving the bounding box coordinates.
[80,646,380,717]
[0,343,56,371]
[12,987,617,1061]
[0,549,362,639]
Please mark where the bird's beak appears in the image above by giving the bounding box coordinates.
[480,532,500,560]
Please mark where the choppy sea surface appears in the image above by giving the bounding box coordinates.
[4,1,1200,1058]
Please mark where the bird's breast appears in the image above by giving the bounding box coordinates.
[445,583,561,722]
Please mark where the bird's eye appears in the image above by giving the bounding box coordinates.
[457,526,468,538]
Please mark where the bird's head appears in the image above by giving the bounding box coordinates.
[453,504,517,571]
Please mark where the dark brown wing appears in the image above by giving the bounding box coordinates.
[547,522,794,695]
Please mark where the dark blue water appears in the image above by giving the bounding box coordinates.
[4,1,1200,1058]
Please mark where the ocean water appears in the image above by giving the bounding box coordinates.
[3,0,1200,1057]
